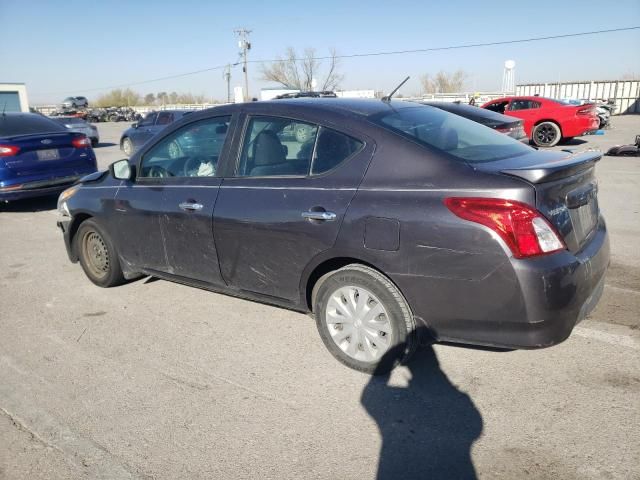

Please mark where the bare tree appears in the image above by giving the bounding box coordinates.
[261,47,344,91]
[421,70,468,94]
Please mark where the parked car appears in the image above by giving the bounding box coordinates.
[119,110,192,156]
[0,113,96,201]
[481,96,600,147]
[51,116,99,147]
[419,101,527,141]
[57,99,609,374]
[61,96,89,109]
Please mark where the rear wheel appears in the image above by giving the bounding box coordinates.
[532,121,561,147]
[122,137,133,156]
[75,219,125,288]
[313,265,417,374]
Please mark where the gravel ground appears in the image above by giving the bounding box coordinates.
[0,114,639,480]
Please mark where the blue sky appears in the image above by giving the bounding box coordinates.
[1,0,639,104]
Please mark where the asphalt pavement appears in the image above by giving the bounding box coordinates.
[1,115,639,480]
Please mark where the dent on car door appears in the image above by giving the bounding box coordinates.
[213,115,372,301]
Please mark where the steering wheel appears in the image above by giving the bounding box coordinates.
[148,165,173,178]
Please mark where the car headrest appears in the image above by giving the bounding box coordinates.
[253,130,286,166]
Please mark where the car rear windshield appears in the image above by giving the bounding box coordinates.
[371,106,531,163]
[0,114,67,137]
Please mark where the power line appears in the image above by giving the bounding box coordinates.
[247,26,640,64]
[34,26,639,96]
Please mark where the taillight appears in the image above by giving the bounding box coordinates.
[496,122,525,138]
[576,106,594,116]
[444,197,565,258]
[0,144,20,157]
[71,135,91,148]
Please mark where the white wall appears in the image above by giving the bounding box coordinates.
[0,83,29,112]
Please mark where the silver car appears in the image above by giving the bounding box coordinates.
[52,117,99,147]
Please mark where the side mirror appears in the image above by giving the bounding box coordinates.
[109,159,133,180]
[131,122,138,128]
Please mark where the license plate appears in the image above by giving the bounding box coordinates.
[575,199,598,238]
[37,149,59,161]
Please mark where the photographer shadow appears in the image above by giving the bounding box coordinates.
[361,339,483,480]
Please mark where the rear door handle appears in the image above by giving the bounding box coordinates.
[179,202,203,211]
[302,211,337,221]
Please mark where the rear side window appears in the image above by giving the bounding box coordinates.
[312,128,363,175]
[237,116,319,177]
[156,112,174,125]
[372,106,531,163]
[0,114,66,137]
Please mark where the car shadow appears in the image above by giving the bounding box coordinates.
[0,194,58,212]
[561,138,588,146]
[94,142,117,148]
[361,337,483,480]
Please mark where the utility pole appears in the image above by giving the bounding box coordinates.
[223,64,232,103]
[234,28,252,101]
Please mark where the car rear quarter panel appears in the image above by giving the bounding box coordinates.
[333,131,538,337]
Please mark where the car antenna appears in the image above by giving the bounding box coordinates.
[382,76,410,102]
[1,102,6,117]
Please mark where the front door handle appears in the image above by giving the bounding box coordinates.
[302,211,337,222]
[179,202,203,211]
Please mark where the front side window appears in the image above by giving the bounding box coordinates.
[237,117,319,177]
[372,106,531,164]
[485,101,509,114]
[509,100,541,111]
[139,116,231,178]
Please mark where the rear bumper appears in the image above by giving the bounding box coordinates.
[403,217,610,349]
[563,116,601,137]
[0,175,83,201]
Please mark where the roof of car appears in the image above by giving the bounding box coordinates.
[249,98,420,117]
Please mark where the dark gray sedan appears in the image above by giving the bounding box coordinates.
[56,99,609,374]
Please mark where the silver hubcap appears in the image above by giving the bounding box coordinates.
[123,139,132,155]
[325,286,392,363]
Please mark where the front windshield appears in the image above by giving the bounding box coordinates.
[371,106,532,163]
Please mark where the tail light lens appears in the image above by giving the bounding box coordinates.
[71,135,91,148]
[576,106,595,116]
[0,144,20,157]
[496,123,526,139]
[444,197,565,258]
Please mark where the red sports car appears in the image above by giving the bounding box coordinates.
[481,96,600,147]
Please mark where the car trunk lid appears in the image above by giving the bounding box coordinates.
[1,132,88,175]
[474,149,601,253]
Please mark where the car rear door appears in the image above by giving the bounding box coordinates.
[213,113,373,301]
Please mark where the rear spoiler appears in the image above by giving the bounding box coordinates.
[500,151,602,184]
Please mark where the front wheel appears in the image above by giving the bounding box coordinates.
[532,121,561,147]
[75,219,125,288]
[313,265,417,374]
[122,137,133,156]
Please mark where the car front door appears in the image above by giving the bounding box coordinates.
[131,112,158,148]
[213,114,373,301]
[506,99,541,136]
[115,114,234,283]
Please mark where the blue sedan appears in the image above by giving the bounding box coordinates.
[0,113,97,201]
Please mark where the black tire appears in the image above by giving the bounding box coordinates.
[75,219,125,288]
[91,139,98,148]
[122,137,133,156]
[532,121,561,147]
[313,264,417,375]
